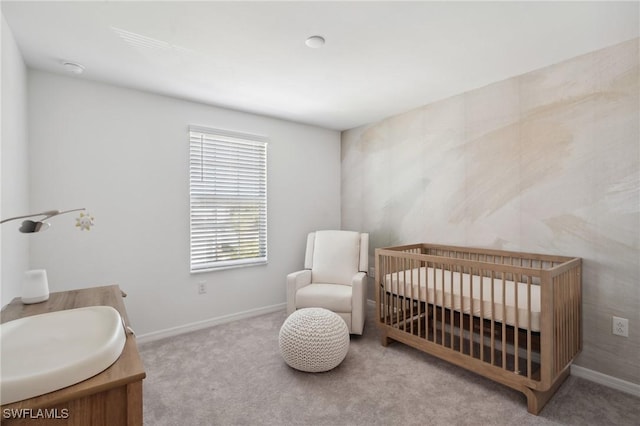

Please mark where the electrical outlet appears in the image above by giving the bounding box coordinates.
[369,267,375,276]
[198,281,207,295]
[612,316,628,337]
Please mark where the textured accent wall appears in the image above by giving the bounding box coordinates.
[341,38,639,384]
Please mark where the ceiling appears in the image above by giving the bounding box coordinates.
[2,1,638,131]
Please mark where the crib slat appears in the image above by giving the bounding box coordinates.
[394,257,399,331]
[501,272,507,370]
[386,256,391,326]
[440,265,445,346]
[490,270,496,367]
[469,268,475,359]
[398,257,403,331]
[409,257,414,335]
[402,257,407,333]
[449,265,456,349]
[432,264,437,343]
[386,255,390,326]
[380,255,385,325]
[514,272,520,375]
[417,261,422,338]
[527,274,532,379]
[458,266,464,353]
[479,268,485,363]
[557,274,569,365]
[556,273,562,374]
[559,273,564,370]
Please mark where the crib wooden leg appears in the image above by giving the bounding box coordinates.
[522,367,570,415]
[380,332,391,347]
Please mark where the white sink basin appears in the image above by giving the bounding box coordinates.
[1,306,126,405]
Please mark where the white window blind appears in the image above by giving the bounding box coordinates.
[189,126,268,272]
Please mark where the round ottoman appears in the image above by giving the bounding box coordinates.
[279,308,350,373]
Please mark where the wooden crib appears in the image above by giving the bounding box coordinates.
[375,243,582,415]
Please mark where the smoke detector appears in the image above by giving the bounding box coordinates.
[62,62,85,75]
[305,36,325,49]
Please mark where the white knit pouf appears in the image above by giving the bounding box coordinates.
[279,308,350,373]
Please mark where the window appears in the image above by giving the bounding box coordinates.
[189,126,268,272]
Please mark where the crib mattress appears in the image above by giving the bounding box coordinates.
[384,267,541,331]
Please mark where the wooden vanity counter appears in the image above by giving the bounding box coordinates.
[1,285,146,425]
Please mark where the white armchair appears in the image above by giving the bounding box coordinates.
[286,230,369,335]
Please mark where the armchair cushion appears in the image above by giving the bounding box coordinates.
[295,284,352,312]
[311,230,361,286]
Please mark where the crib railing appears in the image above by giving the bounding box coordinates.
[376,243,581,391]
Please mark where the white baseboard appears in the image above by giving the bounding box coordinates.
[136,302,286,345]
[571,365,640,397]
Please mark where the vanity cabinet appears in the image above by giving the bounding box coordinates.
[1,285,146,425]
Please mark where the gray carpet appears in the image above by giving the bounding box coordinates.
[139,306,639,425]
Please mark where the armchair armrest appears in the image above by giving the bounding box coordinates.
[286,269,312,315]
[351,271,368,335]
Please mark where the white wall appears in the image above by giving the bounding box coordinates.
[0,14,29,306]
[27,70,341,335]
